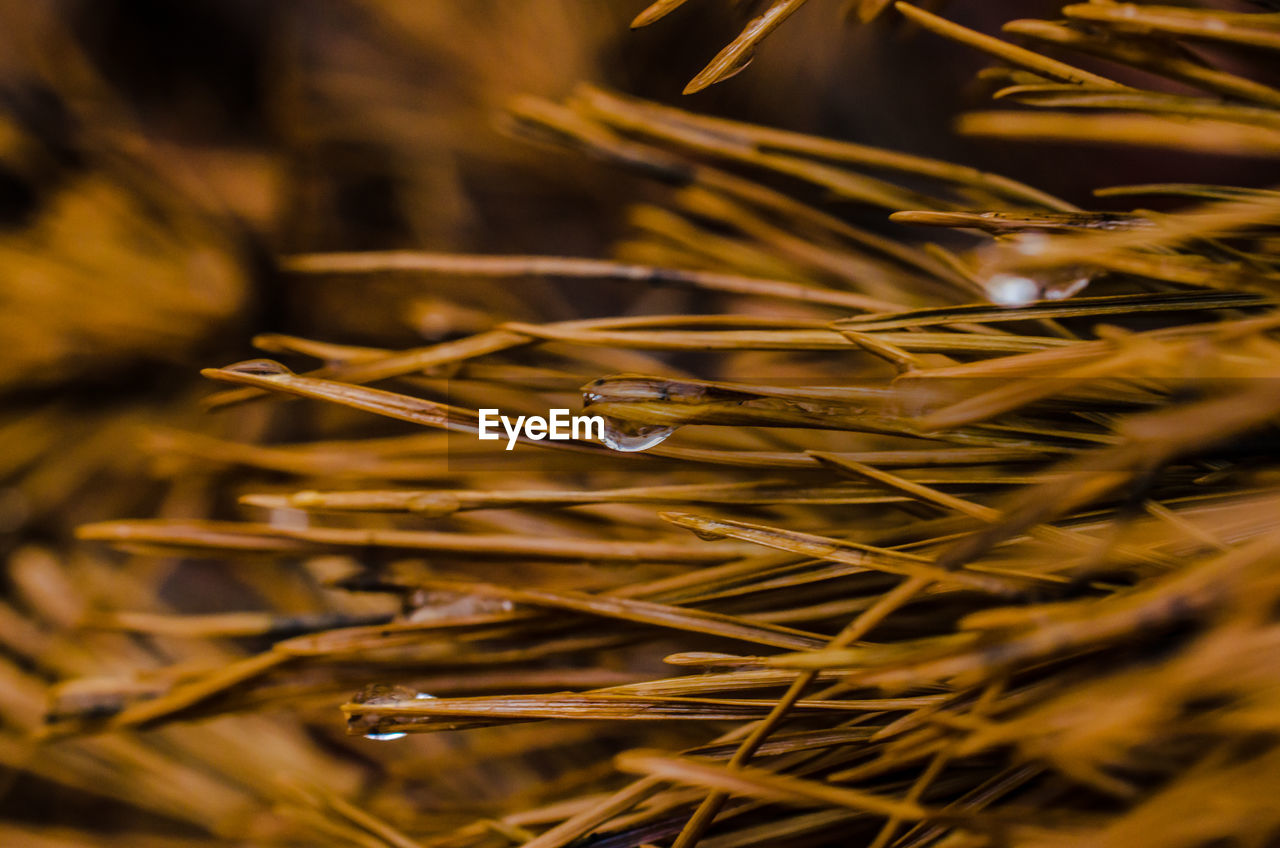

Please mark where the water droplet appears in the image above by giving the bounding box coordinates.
[1043,276,1091,300]
[361,692,435,738]
[719,48,755,82]
[691,527,724,542]
[975,234,1098,308]
[983,271,1096,308]
[350,683,417,741]
[581,375,715,453]
[984,274,1041,307]
[599,419,677,452]
[222,359,294,378]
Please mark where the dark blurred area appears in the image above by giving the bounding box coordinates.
[2,0,1275,361]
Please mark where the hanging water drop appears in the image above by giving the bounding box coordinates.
[349,683,419,741]
[581,375,713,453]
[1042,276,1091,300]
[975,233,1098,308]
[222,359,295,378]
[365,692,436,738]
[599,419,677,452]
[984,274,1042,308]
[982,271,1096,308]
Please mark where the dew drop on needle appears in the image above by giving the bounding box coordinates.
[350,684,429,742]
[222,359,295,378]
[977,234,1096,308]
[580,375,710,452]
[599,420,677,452]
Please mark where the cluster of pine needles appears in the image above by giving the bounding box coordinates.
[6,2,1280,847]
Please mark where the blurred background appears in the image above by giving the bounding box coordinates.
[2,0,1279,840]
[2,0,1273,378]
